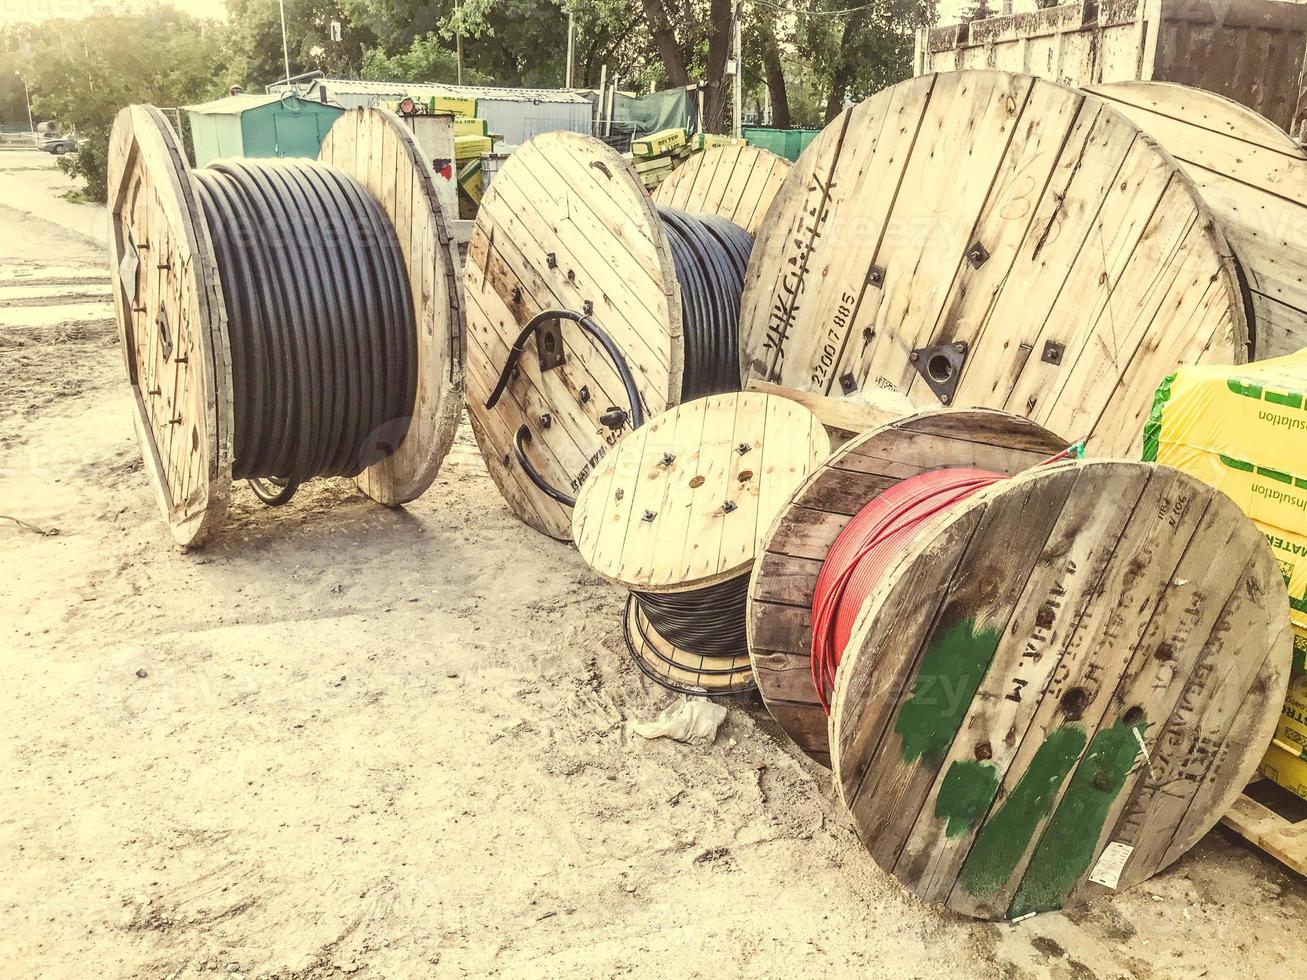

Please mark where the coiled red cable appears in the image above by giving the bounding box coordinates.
[810,468,1002,712]
[810,445,1081,713]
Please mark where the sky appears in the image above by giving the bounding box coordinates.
[0,0,230,25]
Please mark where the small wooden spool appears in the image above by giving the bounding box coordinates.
[829,459,1292,920]
[573,392,829,693]
[748,409,1068,766]
[464,132,682,542]
[1084,80,1307,359]
[652,144,791,235]
[106,106,462,546]
[739,70,1250,459]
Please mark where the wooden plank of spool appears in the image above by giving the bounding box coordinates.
[828,459,1292,920]
[652,145,791,234]
[747,409,1068,767]
[1084,80,1307,360]
[106,105,233,547]
[464,132,683,541]
[738,71,1249,461]
[573,391,830,593]
[320,108,465,506]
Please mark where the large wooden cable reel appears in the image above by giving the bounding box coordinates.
[748,409,1069,766]
[827,457,1291,919]
[652,144,791,235]
[464,132,683,541]
[573,392,829,695]
[1084,80,1307,359]
[107,106,463,547]
[738,70,1250,457]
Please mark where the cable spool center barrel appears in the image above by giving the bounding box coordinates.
[573,392,829,696]
[194,159,417,504]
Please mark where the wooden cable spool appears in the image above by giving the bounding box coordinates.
[106,106,463,547]
[652,144,791,235]
[464,132,683,541]
[1084,80,1307,360]
[738,70,1250,458]
[748,409,1068,765]
[827,457,1291,920]
[573,392,829,694]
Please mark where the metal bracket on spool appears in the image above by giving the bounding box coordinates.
[156,307,173,362]
[910,341,968,405]
[1042,340,1064,366]
[536,317,566,372]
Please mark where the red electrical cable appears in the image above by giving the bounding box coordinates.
[809,446,1081,714]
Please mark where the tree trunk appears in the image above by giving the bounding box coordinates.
[823,10,869,123]
[639,0,690,88]
[761,36,790,129]
[700,0,733,132]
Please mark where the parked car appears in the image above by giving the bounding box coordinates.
[36,132,76,155]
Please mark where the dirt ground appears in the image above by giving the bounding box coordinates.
[3,147,1306,980]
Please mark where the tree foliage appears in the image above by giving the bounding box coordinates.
[3,0,938,199]
[7,6,235,199]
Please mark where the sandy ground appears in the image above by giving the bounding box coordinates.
[2,147,1306,980]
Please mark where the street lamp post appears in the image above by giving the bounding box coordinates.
[277,0,291,84]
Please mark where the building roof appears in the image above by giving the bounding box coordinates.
[184,92,331,115]
[276,78,591,106]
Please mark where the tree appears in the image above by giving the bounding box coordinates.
[225,0,377,87]
[12,7,234,200]
[797,0,936,123]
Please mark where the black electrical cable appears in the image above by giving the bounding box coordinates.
[658,207,753,400]
[632,575,750,658]
[193,158,415,506]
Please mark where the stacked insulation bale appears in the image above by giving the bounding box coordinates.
[628,128,747,191]
[1144,351,1307,799]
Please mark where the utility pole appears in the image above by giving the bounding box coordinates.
[455,0,464,85]
[565,9,575,89]
[277,0,291,84]
[732,2,742,139]
[17,73,34,134]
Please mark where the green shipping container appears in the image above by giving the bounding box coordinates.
[184,93,344,167]
[741,126,822,162]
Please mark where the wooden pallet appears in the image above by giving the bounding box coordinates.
[1222,778,1307,877]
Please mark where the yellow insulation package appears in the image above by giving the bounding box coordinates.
[1144,349,1307,797]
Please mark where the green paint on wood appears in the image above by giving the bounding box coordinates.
[936,759,1001,837]
[895,619,1002,768]
[1007,718,1147,919]
[958,725,1088,898]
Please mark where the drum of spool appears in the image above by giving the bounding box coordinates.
[828,459,1292,920]
[653,145,791,235]
[1084,81,1307,359]
[738,70,1250,458]
[107,106,462,546]
[572,391,829,694]
[748,409,1068,766]
[464,132,683,541]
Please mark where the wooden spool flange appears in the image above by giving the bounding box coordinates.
[748,409,1068,766]
[107,106,462,546]
[464,132,683,541]
[573,392,829,693]
[739,70,1249,459]
[829,459,1292,920]
[652,144,791,235]
[1084,80,1307,360]
[320,108,465,506]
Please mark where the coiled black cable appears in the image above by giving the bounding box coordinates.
[632,575,750,658]
[658,207,752,400]
[193,158,416,505]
